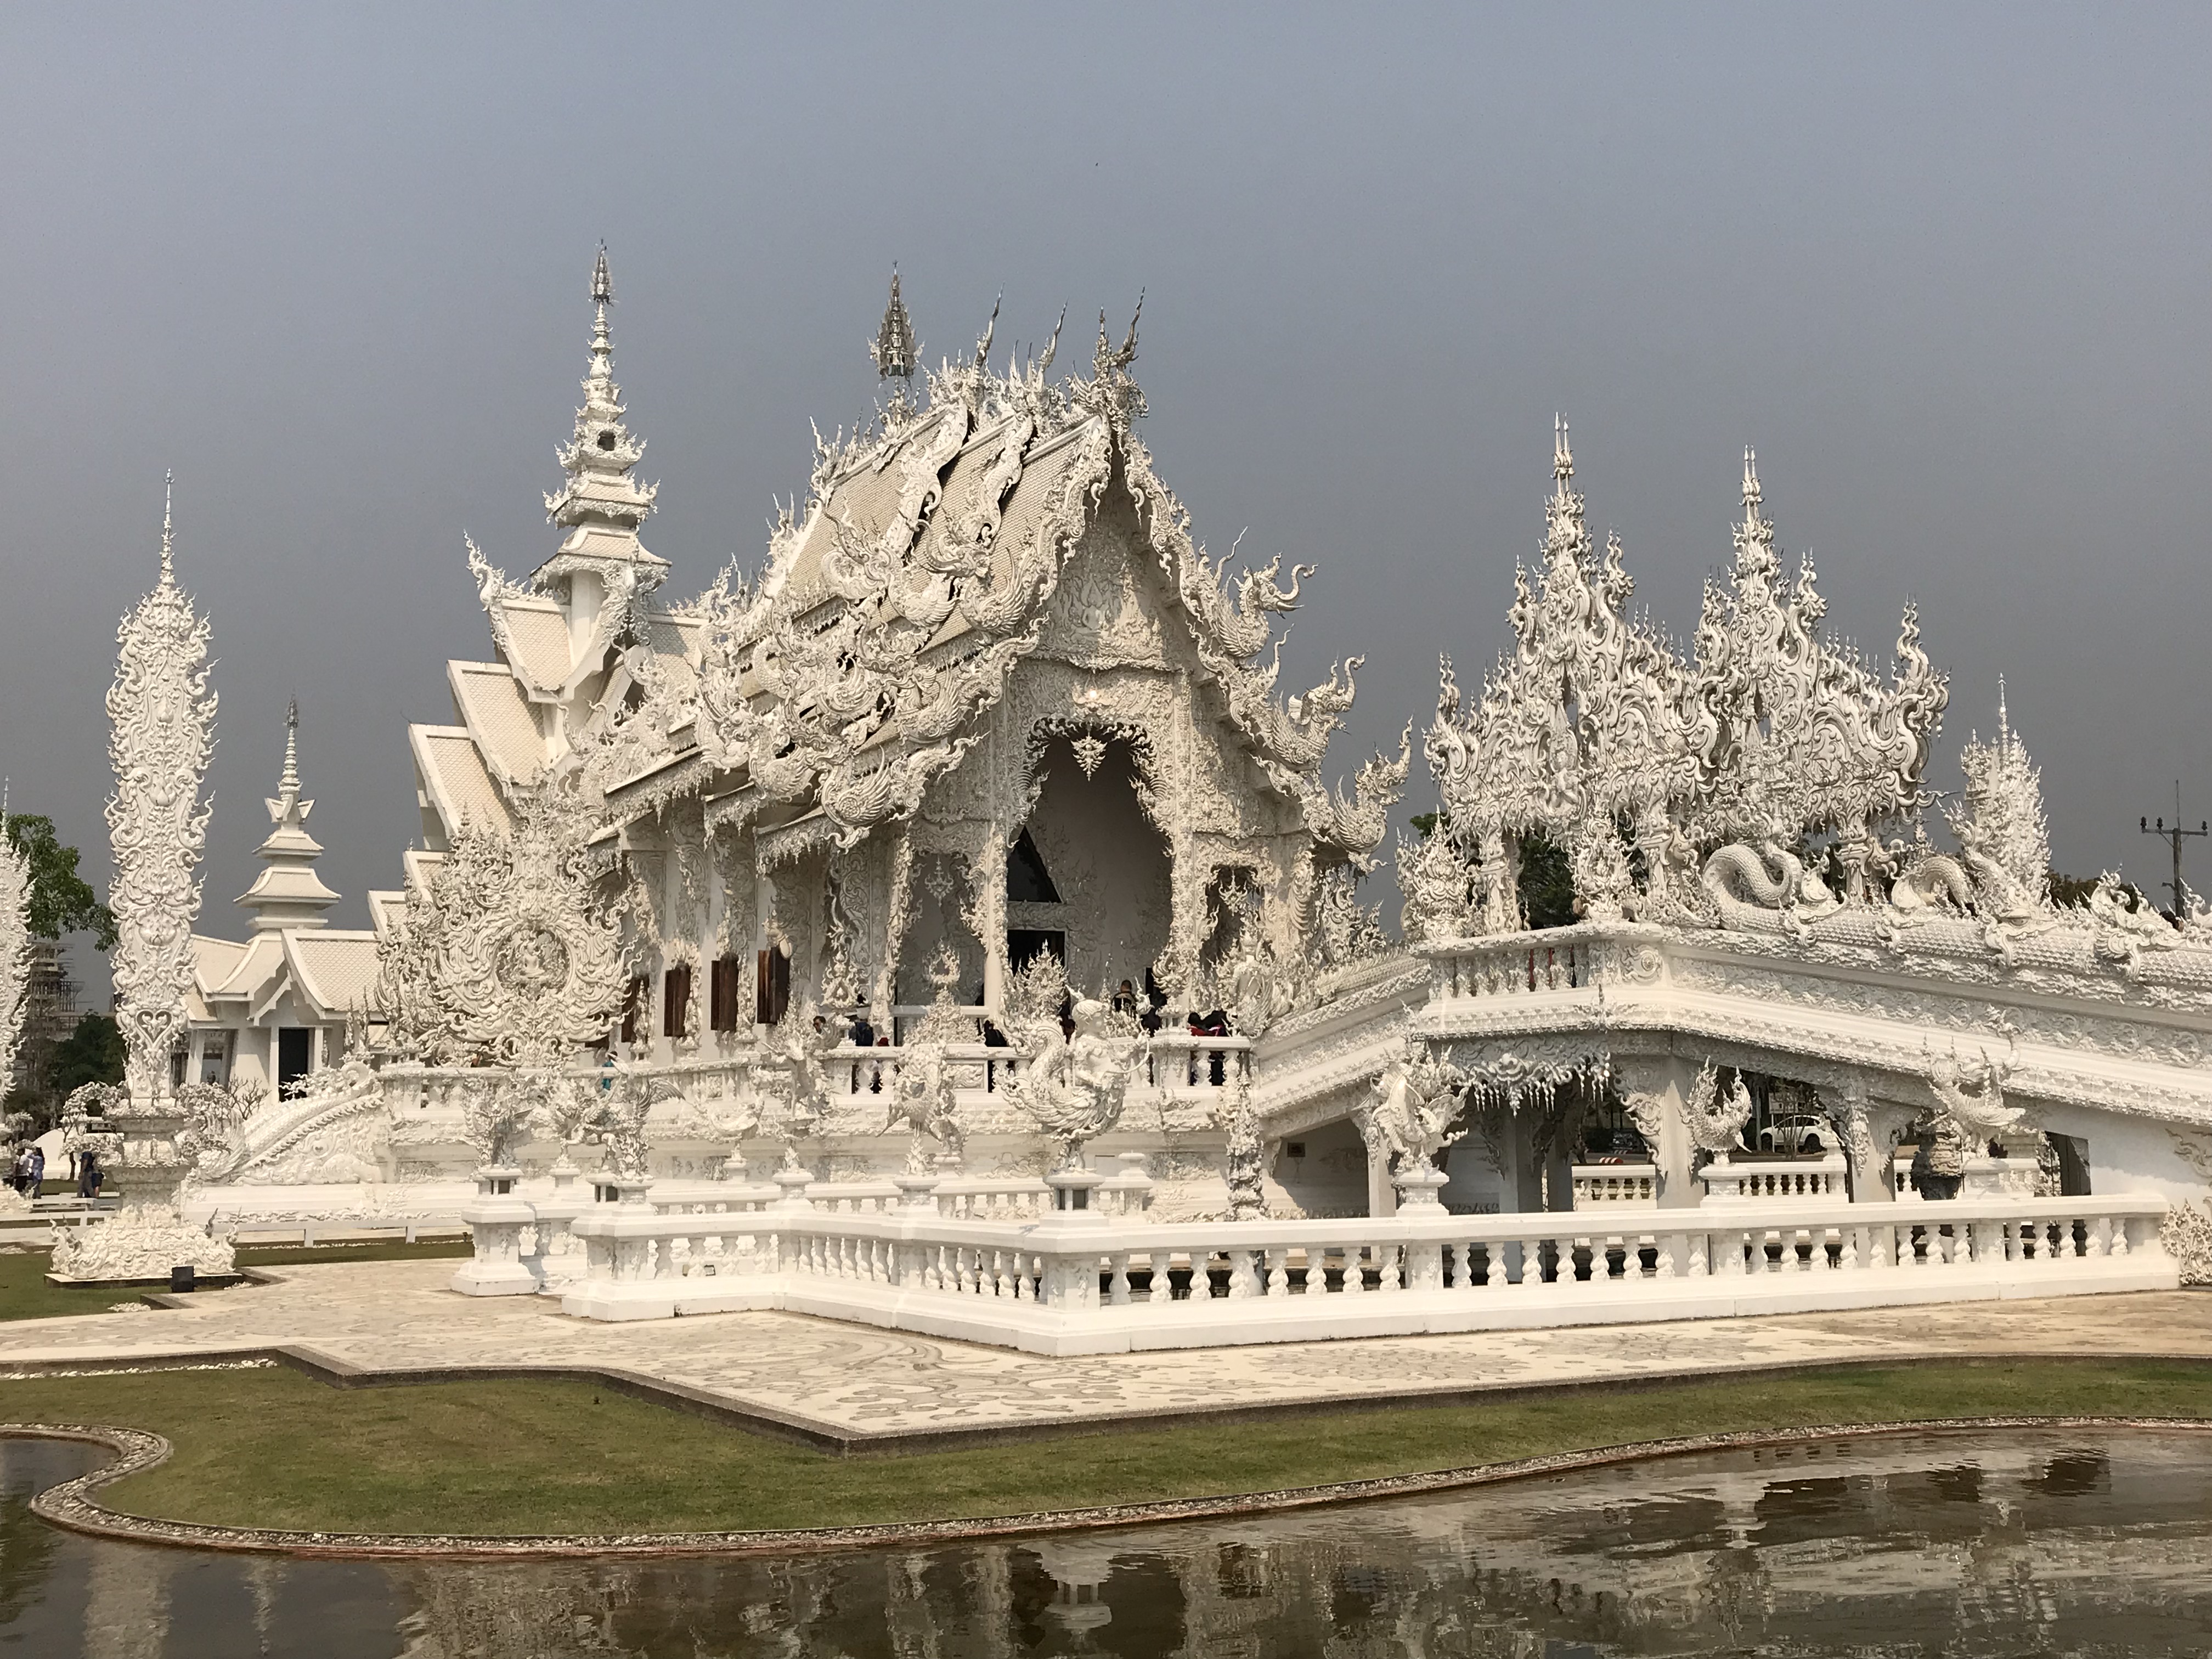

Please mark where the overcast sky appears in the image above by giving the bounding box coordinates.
[4,4,2209,990]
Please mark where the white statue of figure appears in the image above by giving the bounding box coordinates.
[760,996,839,1167]
[1926,1045,2023,1142]
[1681,1060,1754,1163]
[1217,1079,1267,1220]
[1359,1043,1466,1173]
[1008,997,1142,1170]
[883,1043,963,1173]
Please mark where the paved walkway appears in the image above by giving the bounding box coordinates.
[1,1261,2205,1448]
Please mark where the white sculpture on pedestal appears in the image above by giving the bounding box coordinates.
[1361,1041,1466,1209]
[53,484,234,1282]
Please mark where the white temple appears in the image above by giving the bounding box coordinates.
[77,254,2210,1333]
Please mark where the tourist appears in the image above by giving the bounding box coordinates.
[26,1145,44,1194]
[849,1012,875,1048]
[1113,979,1138,1016]
[76,1150,99,1200]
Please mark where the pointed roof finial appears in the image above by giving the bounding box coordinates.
[591,242,613,308]
[1553,415,1573,489]
[159,470,176,584]
[973,292,1001,372]
[871,266,917,383]
[281,697,301,797]
[1742,444,1762,509]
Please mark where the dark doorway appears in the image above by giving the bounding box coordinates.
[1006,828,1062,903]
[276,1026,313,1095]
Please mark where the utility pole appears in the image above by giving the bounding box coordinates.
[2140,781,2208,915]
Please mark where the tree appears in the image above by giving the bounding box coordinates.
[4,816,115,948]
[1519,832,1578,929]
[44,1013,124,1103]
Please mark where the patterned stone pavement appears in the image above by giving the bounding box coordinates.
[0,1261,2205,1447]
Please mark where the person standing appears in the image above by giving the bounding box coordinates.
[25,1144,44,1195]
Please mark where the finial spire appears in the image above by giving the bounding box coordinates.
[1553,415,1573,491]
[541,245,659,545]
[871,266,917,385]
[1742,445,1762,511]
[281,697,300,798]
[159,470,175,585]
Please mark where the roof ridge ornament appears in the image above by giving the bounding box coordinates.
[871,267,918,386]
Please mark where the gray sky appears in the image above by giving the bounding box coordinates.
[3,3,2209,990]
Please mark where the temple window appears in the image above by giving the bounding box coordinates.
[754,946,791,1026]
[663,964,693,1040]
[619,974,648,1046]
[709,956,742,1031]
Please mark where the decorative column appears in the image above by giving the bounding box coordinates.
[1838,1077,1918,1202]
[1615,1052,1702,1209]
[52,482,235,1283]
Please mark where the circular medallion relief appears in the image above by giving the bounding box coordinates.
[496,924,571,998]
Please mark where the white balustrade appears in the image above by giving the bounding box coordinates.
[1570,1164,1658,1207]
[1432,931,1599,1001]
[1699,1153,1849,1204]
[558,1189,2175,1353]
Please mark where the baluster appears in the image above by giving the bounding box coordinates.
[2113,1217,2136,1258]
[1687,1231,1709,1278]
[2046,1217,2071,1267]
[2087,1216,2111,1259]
[1108,1251,1132,1305]
[1265,1247,1290,1296]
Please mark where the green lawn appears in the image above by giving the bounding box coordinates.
[0,1241,470,1323]
[0,1357,2204,1538]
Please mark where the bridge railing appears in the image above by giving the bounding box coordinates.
[543,1182,2175,1352]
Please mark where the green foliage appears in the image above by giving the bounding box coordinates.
[1517,831,1577,929]
[1408,811,1446,840]
[4,815,114,949]
[45,1012,123,1101]
[2049,870,2144,911]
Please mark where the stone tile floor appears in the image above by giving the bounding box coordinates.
[0,1261,2204,1445]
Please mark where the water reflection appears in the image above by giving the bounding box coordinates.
[5,1427,2211,1656]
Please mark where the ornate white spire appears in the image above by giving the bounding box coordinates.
[539,245,662,585]
[108,484,216,1100]
[238,698,337,933]
[871,267,918,386]
[159,470,175,585]
[0,799,30,1099]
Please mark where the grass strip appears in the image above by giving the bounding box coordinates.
[0,1243,471,1323]
[1,1357,2206,1538]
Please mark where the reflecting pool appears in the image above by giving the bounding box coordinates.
[4,1427,2211,1655]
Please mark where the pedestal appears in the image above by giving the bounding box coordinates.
[527,1163,589,1294]
[452,1165,539,1296]
[892,1173,940,1213]
[770,1166,814,1211]
[1392,1166,1450,1212]
[1045,1165,1108,1217]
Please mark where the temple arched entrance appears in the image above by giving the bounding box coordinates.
[1013,731,1172,999]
